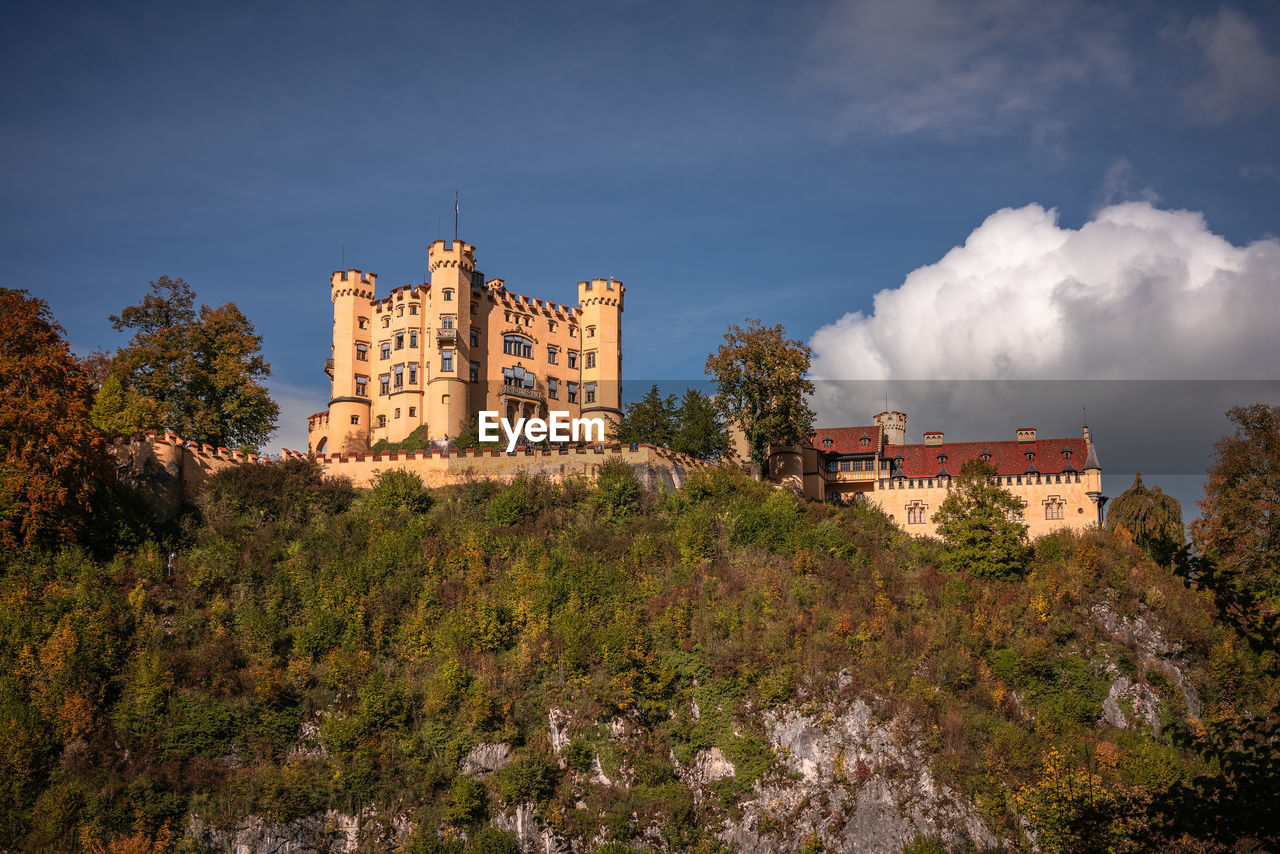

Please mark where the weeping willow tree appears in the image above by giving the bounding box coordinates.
[1106,473,1185,565]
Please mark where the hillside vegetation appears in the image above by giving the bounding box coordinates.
[2,460,1277,853]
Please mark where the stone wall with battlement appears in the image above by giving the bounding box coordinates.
[111,431,705,514]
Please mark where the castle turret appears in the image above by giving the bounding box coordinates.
[577,276,625,435]
[874,410,907,447]
[426,240,474,440]
[328,270,375,454]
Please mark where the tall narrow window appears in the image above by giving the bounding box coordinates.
[356,343,368,361]
[585,351,596,369]
[395,333,404,350]
[408,364,418,384]
[380,342,391,360]
[443,289,454,302]
[469,362,479,383]
[586,325,596,338]
[470,329,479,347]
[355,376,368,397]
[409,304,418,315]
[548,345,559,364]
[393,364,404,389]
[377,414,386,428]
[585,383,596,403]
[568,351,578,369]
[379,374,390,395]
[394,407,401,419]
[409,330,418,347]
[548,377,558,399]
[567,382,578,403]
[441,349,454,372]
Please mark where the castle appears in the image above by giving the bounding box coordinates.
[765,411,1104,537]
[309,240,624,455]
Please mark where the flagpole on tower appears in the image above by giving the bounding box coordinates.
[454,191,459,243]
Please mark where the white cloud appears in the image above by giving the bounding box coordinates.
[806,0,1128,136]
[1179,7,1280,123]
[809,201,1280,428]
[1098,157,1160,207]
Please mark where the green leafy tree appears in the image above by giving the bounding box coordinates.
[933,458,1031,579]
[615,384,677,447]
[0,288,110,549]
[110,276,278,451]
[1106,473,1185,565]
[90,373,162,437]
[1193,403,1280,621]
[704,319,814,475]
[670,387,726,461]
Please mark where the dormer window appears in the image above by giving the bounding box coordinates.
[980,452,991,463]
[937,453,947,463]
[1062,449,1072,459]
[822,437,833,448]
[860,436,870,447]
[1025,451,1035,462]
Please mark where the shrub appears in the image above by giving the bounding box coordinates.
[486,476,539,526]
[675,505,719,567]
[444,775,488,826]
[594,457,642,521]
[366,468,432,513]
[199,457,355,525]
[498,752,560,805]
[466,827,521,854]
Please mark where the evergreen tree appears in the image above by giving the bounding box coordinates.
[615,384,677,447]
[0,288,109,549]
[1106,473,1185,565]
[933,458,1031,579]
[90,374,162,437]
[704,319,815,474]
[671,387,726,461]
[110,276,279,451]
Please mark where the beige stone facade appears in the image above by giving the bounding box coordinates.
[768,411,1104,537]
[311,240,624,455]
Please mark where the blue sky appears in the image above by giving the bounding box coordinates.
[4,0,1279,503]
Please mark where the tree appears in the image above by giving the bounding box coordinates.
[110,276,278,450]
[90,374,162,437]
[614,384,677,447]
[0,288,109,549]
[671,387,726,462]
[1106,474,1185,566]
[704,319,815,475]
[933,458,1031,579]
[1193,404,1280,620]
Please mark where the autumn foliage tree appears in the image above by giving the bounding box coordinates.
[705,319,815,474]
[1193,404,1280,626]
[0,288,109,549]
[109,276,278,450]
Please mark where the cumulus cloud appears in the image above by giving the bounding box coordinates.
[1179,7,1280,123]
[808,202,1280,471]
[807,0,1128,136]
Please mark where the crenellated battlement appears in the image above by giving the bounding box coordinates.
[428,239,476,273]
[578,278,625,309]
[331,269,377,300]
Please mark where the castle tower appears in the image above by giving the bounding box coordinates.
[873,410,907,447]
[329,270,376,454]
[426,240,474,440]
[577,277,625,435]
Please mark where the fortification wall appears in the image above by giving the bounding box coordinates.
[112,432,704,513]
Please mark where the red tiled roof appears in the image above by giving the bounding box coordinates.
[808,426,882,454]
[883,438,1090,478]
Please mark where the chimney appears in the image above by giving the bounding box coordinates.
[1017,427,1037,443]
[923,431,944,446]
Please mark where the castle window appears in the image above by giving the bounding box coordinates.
[443,289,453,302]
[394,408,401,419]
[377,415,386,428]
[409,407,416,417]
[907,503,927,525]
[469,362,479,383]
[470,329,479,347]
[587,325,596,338]
[585,383,596,404]
[358,317,368,329]
[351,415,360,425]
[585,351,596,369]
[409,330,419,347]
[1062,449,1072,459]
[409,305,418,315]
[570,326,577,337]
[1026,451,1035,462]
[441,349,454,372]
[567,382,578,403]
[380,342,391,360]
[548,345,558,364]
[823,438,833,447]
[839,459,851,471]
[395,333,404,350]
[355,376,368,397]
[408,364,418,384]
[549,321,557,333]
[981,452,991,462]
[1044,498,1065,520]
[441,316,454,329]
[394,364,404,389]
[382,316,390,328]
[568,351,578,369]
[355,343,368,361]
[503,335,532,358]
[442,393,450,407]
[471,302,477,314]
[379,375,390,395]
[861,436,870,446]
[548,377,558,399]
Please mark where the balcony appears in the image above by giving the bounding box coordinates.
[436,326,458,344]
[500,378,546,403]
[324,358,334,379]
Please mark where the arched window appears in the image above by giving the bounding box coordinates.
[503,334,533,358]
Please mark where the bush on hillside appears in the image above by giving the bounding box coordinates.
[199,457,355,524]
[367,468,432,513]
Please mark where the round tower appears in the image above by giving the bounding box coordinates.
[329,269,375,454]
[873,410,907,446]
[576,276,625,436]
[426,240,474,440]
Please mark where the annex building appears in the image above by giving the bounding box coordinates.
[309,240,624,455]
[768,411,1104,538]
